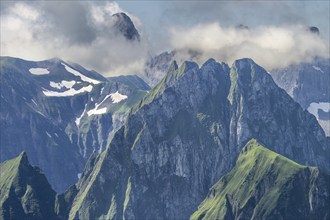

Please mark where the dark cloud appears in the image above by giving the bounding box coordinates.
[40,1,96,45]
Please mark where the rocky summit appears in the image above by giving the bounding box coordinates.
[0,57,329,220]
[0,152,57,220]
[67,58,329,219]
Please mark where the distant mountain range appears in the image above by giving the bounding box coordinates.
[0,56,149,192]
[1,57,328,219]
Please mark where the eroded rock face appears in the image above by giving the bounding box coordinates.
[69,58,329,219]
[229,59,329,169]
[271,58,330,136]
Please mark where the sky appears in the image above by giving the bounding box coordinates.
[1,1,329,76]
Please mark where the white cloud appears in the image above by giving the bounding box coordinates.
[1,1,329,77]
[0,1,148,76]
[11,3,40,21]
[170,23,329,70]
[90,2,122,24]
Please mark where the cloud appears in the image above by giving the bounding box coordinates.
[1,1,328,76]
[169,23,329,70]
[0,1,148,76]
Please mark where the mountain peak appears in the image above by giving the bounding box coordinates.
[112,12,140,41]
[309,26,320,35]
[231,58,273,90]
[178,61,199,76]
[192,139,329,220]
[168,60,178,73]
[233,58,256,72]
[17,151,29,166]
[0,153,58,219]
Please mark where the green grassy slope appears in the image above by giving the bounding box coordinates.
[0,152,58,220]
[191,139,330,220]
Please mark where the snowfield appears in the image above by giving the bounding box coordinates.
[110,91,128,103]
[49,80,76,90]
[61,63,100,84]
[29,68,50,75]
[307,102,330,118]
[87,107,107,116]
[43,85,93,97]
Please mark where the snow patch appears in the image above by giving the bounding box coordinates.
[75,104,87,126]
[87,107,107,116]
[61,80,76,88]
[307,102,330,118]
[29,68,49,75]
[77,173,82,179]
[46,131,51,138]
[110,91,128,103]
[312,66,324,73]
[85,93,114,116]
[31,99,38,106]
[49,80,76,90]
[43,85,93,97]
[50,82,63,89]
[61,63,100,84]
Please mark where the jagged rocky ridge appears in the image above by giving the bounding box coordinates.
[191,139,330,220]
[143,52,330,136]
[0,57,149,192]
[67,58,329,219]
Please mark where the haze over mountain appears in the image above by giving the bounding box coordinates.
[1,1,329,76]
[0,56,149,192]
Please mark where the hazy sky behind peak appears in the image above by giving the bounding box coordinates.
[119,1,330,48]
[1,0,329,75]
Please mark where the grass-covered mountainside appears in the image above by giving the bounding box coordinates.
[191,139,330,220]
[1,141,328,220]
[0,152,57,220]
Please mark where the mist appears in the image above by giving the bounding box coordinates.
[1,1,329,76]
[169,23,329,70]
[0,1,149,76]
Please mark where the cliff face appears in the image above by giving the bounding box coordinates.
[68,58,329,219]
[191,139,330,220]
[271,58,330,136]
[229,59,328,169]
